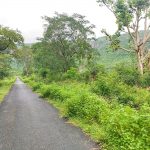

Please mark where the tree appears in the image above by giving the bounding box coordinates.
[14,46,33,76]
[0,26,24,53]
[97,0,150,75]
[38,13,97,73]
[32,42,58,75]
[0,54,11,79]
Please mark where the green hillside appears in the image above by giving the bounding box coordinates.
[95,34,135,68]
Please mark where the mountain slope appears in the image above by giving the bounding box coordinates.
[95,34,135,67]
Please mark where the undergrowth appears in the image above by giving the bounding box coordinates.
[0,78,15,102]
[22,76,150,150]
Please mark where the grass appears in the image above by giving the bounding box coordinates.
[0,78,15,103]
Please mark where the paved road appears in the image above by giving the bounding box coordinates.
[0,79,98,150]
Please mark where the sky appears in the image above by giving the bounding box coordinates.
[0,0,117,43]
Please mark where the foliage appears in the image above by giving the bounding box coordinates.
[0,54,12,79]
[63,67,79,80]
[92,71,150,107]
[140,71,150,87]
[14,46,33,76]
[0,25,24,78]
[32,13,97,75]
[95,34,135,68]
[114,63,140,86]
[78,64,106,82]
[23,76,150,150]
[0,78,15,102]
[0,26,24,52]
[97,0,150,75]
[103,104,150,150]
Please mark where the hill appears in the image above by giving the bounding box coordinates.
[95,34,135,68]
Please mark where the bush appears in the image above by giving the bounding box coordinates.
[24,77,150,150]
[63,67,79,80]
[66,92,109,123]
[32,82,43,91]
[114,63,140,86]
[140,72,150,87]
[79,65,106,82]
[92,72,150,107]
[40,85,51,98]
[40,84,70,101]
[104,105,150,150]
[0,69,9,79]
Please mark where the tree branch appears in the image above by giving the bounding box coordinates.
[101,0,117,18]
[120,47,135,52]
[127,26,136,45]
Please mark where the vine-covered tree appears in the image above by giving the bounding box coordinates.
[36,13,97,73]
[0,26,24,53]
[97,0,150,75]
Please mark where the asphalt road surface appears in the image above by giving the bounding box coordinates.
[0,79,98,150]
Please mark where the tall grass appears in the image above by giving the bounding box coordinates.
[0,78,15,102]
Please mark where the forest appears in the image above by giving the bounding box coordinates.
[0,0,150,149]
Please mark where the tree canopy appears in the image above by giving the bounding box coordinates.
[0,26,24,53]
[33,13,97,74]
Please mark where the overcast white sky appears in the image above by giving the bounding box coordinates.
[0,0,117,43]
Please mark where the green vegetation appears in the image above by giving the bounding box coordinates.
[98,0,150,75]
[0,78,15,102]
[0,25,23,101]
[31,13,97,75]
[96,35,135,67]
[22,69,150,150]
[1,1,150,149]
[0,25,23,52]
[0,54,12,78]
[18,9,150,149]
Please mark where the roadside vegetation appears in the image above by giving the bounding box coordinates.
[0,78,15,103]
[22,64,150,150]
[0,26,22,102]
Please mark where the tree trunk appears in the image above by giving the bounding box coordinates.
[137,51,144,75]
[147,58,150,70]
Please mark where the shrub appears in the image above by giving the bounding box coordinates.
[32,82,43,91]
[79,65,106,82]
[24,77,150,150]
[140,71,150,87]
[40,84,70,101]
[38,68,50,79]
[114,63,140,86]
[66,93,108,123]
[104,105,150,150]
[63,67,79,80]
[40,85,52,98]
[92,72,150,107]
[0,69,10,79]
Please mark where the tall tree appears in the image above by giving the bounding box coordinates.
[38,13,96,73]
[0,26,24,53]
[97,0,150,75]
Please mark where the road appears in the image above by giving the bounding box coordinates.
[0,79,98,150]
